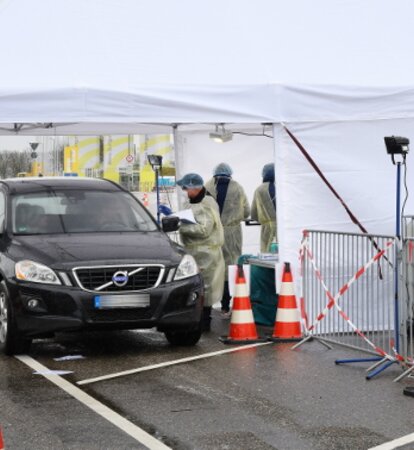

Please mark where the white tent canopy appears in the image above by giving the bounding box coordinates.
[2,0,414,128]
[1,0,414,265]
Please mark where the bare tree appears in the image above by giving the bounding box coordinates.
[0,150,32,178]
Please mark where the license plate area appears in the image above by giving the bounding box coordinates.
[94,294,150,309]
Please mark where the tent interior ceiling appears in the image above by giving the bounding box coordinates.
[0,123,174,136]
[0,123,273,137]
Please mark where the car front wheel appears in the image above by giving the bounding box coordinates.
[0,281,31,355]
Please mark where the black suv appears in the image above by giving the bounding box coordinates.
[0,177,204,355]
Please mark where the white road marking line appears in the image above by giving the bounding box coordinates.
[368,433,414,450]
[15,355,171,450]
[77,341,272,385]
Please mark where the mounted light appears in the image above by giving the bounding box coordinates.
[147,154,163,170]
[209,124,233,143]
[147,154,163,224]
[384,136,409,165]
[384,136,409,155]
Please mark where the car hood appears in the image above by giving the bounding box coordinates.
[9,232,184,269]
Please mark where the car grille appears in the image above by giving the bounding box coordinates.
[73,265,164,293]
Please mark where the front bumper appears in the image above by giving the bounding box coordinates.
[8,275,204,338]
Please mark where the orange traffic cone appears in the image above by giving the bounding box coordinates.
[270,262,302,342]
[220,265,266,344]
[0,427,4,450]
[142,193,149,208]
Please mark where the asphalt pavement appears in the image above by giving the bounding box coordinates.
[0,310,413,450]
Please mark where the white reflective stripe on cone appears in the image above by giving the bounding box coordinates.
[279,281,295,296]
[231,309,255,324]
[234,283,249,297]
[276,308,300,322]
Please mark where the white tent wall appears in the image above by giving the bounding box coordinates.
[174,130,275,255]
[276,119,414,269]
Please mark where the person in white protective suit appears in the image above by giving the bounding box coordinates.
[205,163,250,318]
[176,173,225,332]
[251,163,277,253]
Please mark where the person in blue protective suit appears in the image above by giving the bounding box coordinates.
[176,173,225,332]
[251,163,277,253]
[205,163,250,318]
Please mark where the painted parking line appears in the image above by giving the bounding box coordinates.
[369,433,414,450]
[15,355,171,450]
[77,341,273,386]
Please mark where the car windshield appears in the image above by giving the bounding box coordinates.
[12,188,158,235]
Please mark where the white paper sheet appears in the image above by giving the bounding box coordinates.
[172,209,197,224]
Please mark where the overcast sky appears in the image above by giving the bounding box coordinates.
[0,136,37,151]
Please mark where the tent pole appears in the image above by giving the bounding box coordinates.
[172,124,184,210]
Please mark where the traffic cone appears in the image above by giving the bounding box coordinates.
[220,265,266,344]
[142,193,149,207]
[0,427,4,450]
[270,262,302,342]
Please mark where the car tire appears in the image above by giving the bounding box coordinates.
[0,281,31,355]
[164,326,202,346]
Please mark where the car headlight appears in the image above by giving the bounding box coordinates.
[174,254,199,281]
[15,260,61,285]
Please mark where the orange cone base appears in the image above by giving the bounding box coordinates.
[219,321,267,345]
[219,335,268,345]
[269,320,302,342]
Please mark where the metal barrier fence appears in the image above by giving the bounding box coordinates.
[299,230,397,358]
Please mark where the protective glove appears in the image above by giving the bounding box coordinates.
[158,204,172,216]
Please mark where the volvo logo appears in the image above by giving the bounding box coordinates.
[112,271,129,287]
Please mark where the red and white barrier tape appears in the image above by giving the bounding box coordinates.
[391,342,407,364]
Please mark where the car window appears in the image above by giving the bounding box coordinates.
[12,188,158,234]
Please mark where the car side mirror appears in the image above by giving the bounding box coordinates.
[162,216,180,233]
